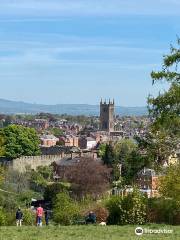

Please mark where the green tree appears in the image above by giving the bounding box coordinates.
[148,39,180,164]
[159,163,180,205]
[30,171,47,193]
[0,125,40,159]
[48,127,64,137]
[0,133,5,157]
[113,139,142,183]
[44,182,70,204]
[102,144,115,166]
[36,166,53,181]
[18,190,42,208]
[53,192,79,225]
[98,143,106,158]
[114,139,137,164]
[30,166,54,193]
[124,150,149,184]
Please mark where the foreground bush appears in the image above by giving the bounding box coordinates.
[53,192,80,225]
[147,198,180,225]
[0,207,7,226]
[106,188,146,225]
[6,211,16,226]
[22,209,35,226]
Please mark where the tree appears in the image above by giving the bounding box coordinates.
[98,143,106,158]
[102,144,115,166]
[30,166,53,193]
[124,150,149,184]
[48,127,64,137]
[53,192,79,225]
[113,139,141,183]
[114,139,137,164]
[148,38,180,164]
[159,163,180,205]
[36,166,53,182]
[44,182,70,204]
[0,125,40,159]
[18,190,42,208]
[64,158,111,199]
[0,133,5,156]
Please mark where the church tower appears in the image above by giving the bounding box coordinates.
[100,99,115,132]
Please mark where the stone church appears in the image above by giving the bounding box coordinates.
[100,99,115,132]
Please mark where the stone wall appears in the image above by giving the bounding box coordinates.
[11,154,67,172]
[0,150,98,172]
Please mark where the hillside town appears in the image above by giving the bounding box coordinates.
[0,1,180,239]
[0,100,179,199]
[0,103,150,149]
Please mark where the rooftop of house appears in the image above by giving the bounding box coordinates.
[86,137,96,141]
[40,134,59,140]
[40,146,70,155]
[54,156,81,166]
[54,156,102,167]
[137,168,157,177]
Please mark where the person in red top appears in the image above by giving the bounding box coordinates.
[36,204,44,226]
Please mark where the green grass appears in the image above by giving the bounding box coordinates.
[0,225,179,240]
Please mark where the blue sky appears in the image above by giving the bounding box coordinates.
[0,0,179,106]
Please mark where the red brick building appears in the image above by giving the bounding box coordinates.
[59,135,79,147]
[136,168,160,198]
[40,134,59,147]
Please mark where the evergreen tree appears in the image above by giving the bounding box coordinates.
[102,144,115,166]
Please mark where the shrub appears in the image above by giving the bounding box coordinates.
[106,196,123,225]
[22,209,36,226]
[0,207,7,226]
[81,201,109,223]
[92,205,109,223]
[53,192,80,225]
[0,192,18,212]
[106,188,147,225]
[6,211,16,226]
[147,198,180,225]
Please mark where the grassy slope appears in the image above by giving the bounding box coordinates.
[0,225,180,240]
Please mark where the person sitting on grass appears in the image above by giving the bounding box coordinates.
[16,208,23,227]
[85,211,96,224]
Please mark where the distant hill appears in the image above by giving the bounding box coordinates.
[0,99,148,116]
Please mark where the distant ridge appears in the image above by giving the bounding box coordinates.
[0,99,148,116]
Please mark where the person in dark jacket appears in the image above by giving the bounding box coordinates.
[44,210,50,226]
[85,211,96,224]
[16,208,23,227]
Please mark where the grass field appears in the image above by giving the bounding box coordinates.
[0,225,180,240]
